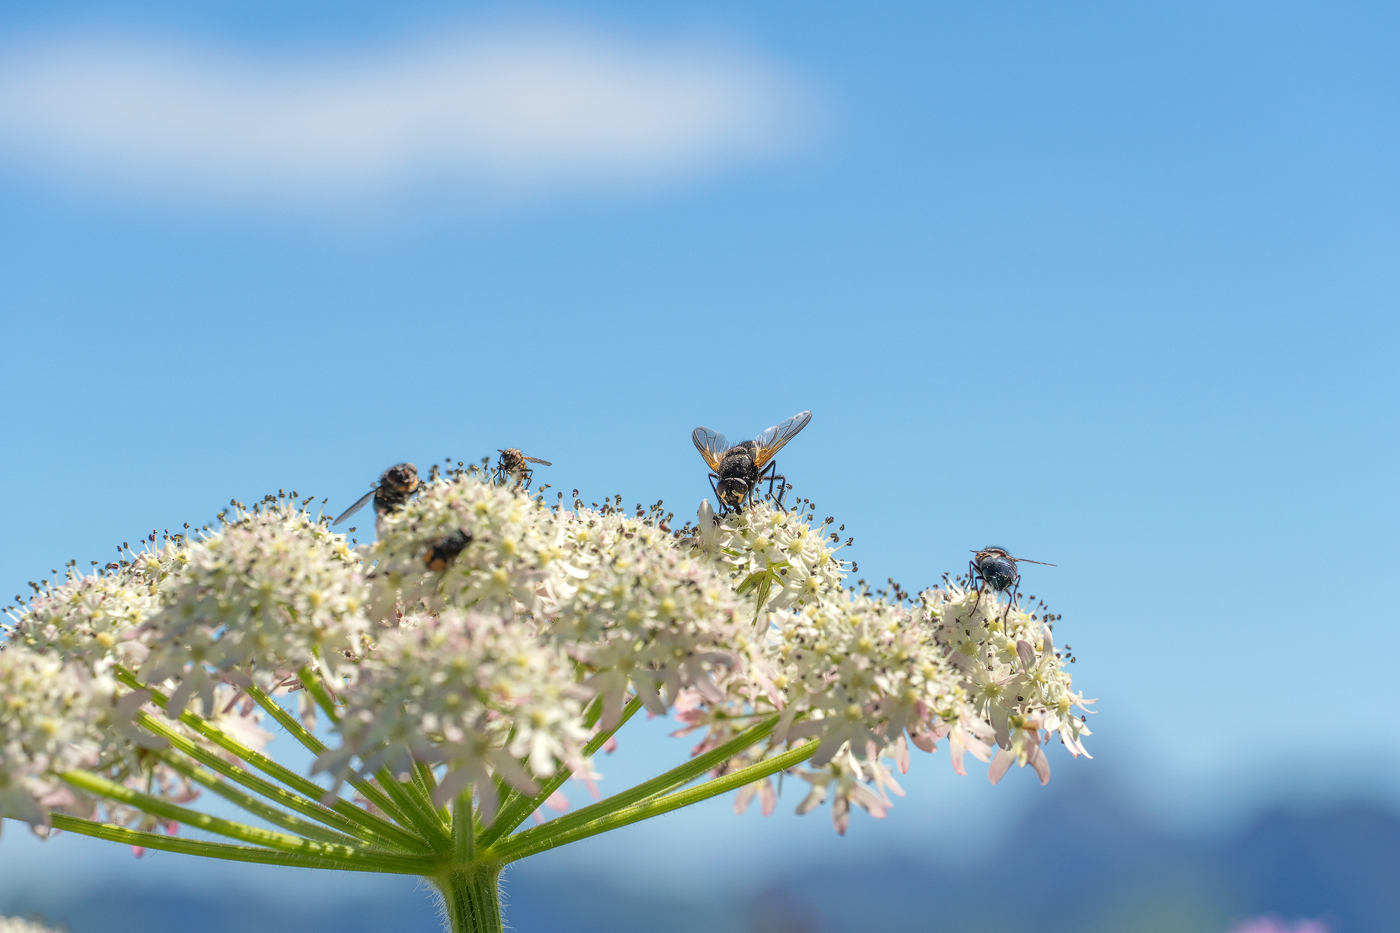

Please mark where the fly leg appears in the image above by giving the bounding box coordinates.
[757,461,780,505]
[959,561,984,623]
[1001,579,1021,626]
[708,474,726,515]
[769,472,790,508]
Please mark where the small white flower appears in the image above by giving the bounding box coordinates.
[138,503,369,713]
[6,539,187,667]
[317,609,589,821]
[367,473,581,622]
[0,646,116,832]
[690,501,848,623]
[0,916,67,933]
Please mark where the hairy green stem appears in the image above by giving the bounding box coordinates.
[453,794,474,863]
[415,761,447,821]
[496,739,817,862]
[436,863,504,933]
[375,765,453,854]
[156,752,364,847]
[49,813,436,875]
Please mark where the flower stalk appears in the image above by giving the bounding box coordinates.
[436,863,504,933]
[49,814,437,875]
[495,739,819,862]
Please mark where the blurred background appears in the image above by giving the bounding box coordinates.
[1,1,1397,931]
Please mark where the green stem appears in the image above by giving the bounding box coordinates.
[408,760,449,831]
[135,710,424,852]
[436,863,504,933]
[296,667,449,844]
[156,752,364,847]
[243,675,408,824]
[478,696,642,849]
[60,769,411,869]
[453,794,474,863]
[415,761,447,821]
[487,715,779,856]
[496,739,817,862]
[371,765,453,854]
[50,813,436,875]
[115,670,335,803]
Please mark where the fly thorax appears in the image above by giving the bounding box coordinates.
[978,558,1017,592]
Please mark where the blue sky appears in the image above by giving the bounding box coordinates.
[2,0,1398,903]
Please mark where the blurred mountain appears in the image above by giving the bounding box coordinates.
[4,778,1396,933]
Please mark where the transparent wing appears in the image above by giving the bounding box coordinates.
[691,426,730,471]
[522,456,552,466]
[751,411,813,468]
[332,487,377,526]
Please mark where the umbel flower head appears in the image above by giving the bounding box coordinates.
[557,508,750,729]
[366,473,583,621]
[5,536,188,667]
[318,608,589,821]
[138,502,369,714]
[0,645,116,831]
[0,460,1095,844]
[663,499,1093,832]
[917,582,1094,781]
[690,499,849,623]
[0,916,65,933]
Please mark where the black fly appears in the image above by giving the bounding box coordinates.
[691,411,812,514]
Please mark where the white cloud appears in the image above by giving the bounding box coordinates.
[0,26,814,204]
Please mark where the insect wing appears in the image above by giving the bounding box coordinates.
[522,456,552,466]
[332,488,377,526]
[691,427,731,471]
[750,411,812,468]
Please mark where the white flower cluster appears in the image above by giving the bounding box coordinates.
[7,541,186,667]
[325,479,757,814]
[558,510,748,728]
[318,610,587,821]
[0,460,1094,841]
[918,583,1093,783]
[691,499,848,621]
[1,536,259,835]
[0,916,64,933]
[367,476,580,621]
[669,498,1093,833]
[139,503,369,713]
[0,646,115,831]
[681,591,978,834]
